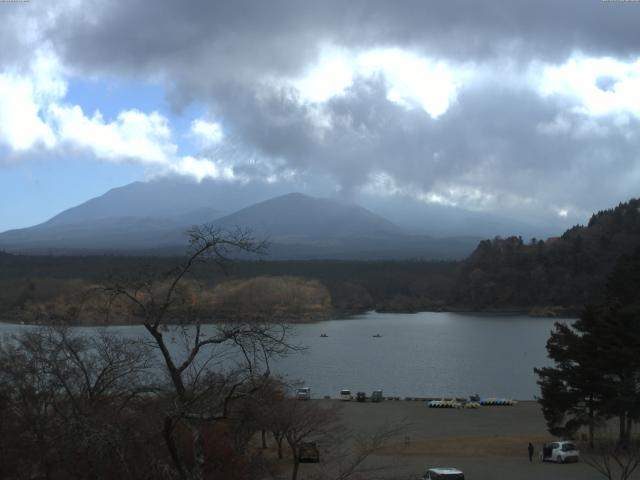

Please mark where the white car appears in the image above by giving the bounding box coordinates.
[339,389,352,401]
[421,467,465,479]
[540,441,580,463]
[296,387,311,400]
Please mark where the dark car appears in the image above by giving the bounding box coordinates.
[371,390,384,402]
[298,442,320,463]
[356,391,366,402]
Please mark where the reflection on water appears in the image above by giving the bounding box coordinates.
[0,311,565,400]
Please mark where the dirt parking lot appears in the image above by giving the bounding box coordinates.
[293,399,638,480]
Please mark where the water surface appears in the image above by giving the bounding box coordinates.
[0,311,564,400]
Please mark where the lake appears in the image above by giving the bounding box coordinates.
[0,311,565,400]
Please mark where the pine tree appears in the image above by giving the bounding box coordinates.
[535,247,640,446]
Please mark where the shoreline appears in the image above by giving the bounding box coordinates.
[0,306,578,327]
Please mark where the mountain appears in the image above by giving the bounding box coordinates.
[0,184,481,259]
[202,192,479,260]
[43,177,291,226]
[211,193,402,239]
[0,177,290,253]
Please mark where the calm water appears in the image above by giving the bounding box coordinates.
[0,311,565,400]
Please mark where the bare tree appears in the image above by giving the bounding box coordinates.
[581,433,640,480]
[278,399,342,480]
[0,326,158,480]
[104,226,298,480]
[319,422,407,480]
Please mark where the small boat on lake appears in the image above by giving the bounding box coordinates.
[372,333,382,338]
[320,333,328,337]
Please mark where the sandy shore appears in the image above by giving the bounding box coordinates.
[288,400,629,480]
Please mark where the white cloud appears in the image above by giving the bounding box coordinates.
[287,46,469,119]
[189,118,224,147]
[0,51,238,183]
[0,74,56,151]
[539,54,640,117]
[0,49,185,171]
[292,46,354,103]
[172,156,236,182]
[0,51,63,152]
[49,105,177,164]
[357,48,466,118]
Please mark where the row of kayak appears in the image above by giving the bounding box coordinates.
[427,398,518,408]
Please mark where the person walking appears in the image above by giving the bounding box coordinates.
[528,442,534,462]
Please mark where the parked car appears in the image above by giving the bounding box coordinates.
[356,391,366,402]
[298,442,320,463]
[339,389,352,401]
[421,467,465,479]
[296,387,311,400]
[540,441,580,463]
[371,390,384,402]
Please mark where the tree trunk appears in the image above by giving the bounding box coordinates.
[619,411,627,447]
[189,423,206,480]
[291,458,300,480]
[277,437,284,459]
[163,416,188,480]
[261,429,267,449]
[588,399,595,449]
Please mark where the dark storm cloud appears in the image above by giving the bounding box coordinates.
[205,73,640,218]
[47,0,640,81]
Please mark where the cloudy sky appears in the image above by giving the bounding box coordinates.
[1,0,640,232]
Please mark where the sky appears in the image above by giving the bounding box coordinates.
[1,0,640,232]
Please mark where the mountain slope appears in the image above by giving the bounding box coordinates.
[211,192,403,239]
[450,198,640,311]
[43,177,289,226]
[204,193,479,259]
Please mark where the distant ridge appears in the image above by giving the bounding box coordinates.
[0,188,480,260]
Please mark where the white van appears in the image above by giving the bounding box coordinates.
[339,389,352,401]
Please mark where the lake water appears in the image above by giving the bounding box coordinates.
[0,311,565,400]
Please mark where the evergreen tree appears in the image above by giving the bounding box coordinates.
[535,247,640,446]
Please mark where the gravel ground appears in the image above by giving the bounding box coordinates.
[289,399,638,480]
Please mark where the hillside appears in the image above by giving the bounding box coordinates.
[449,198,640,313]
